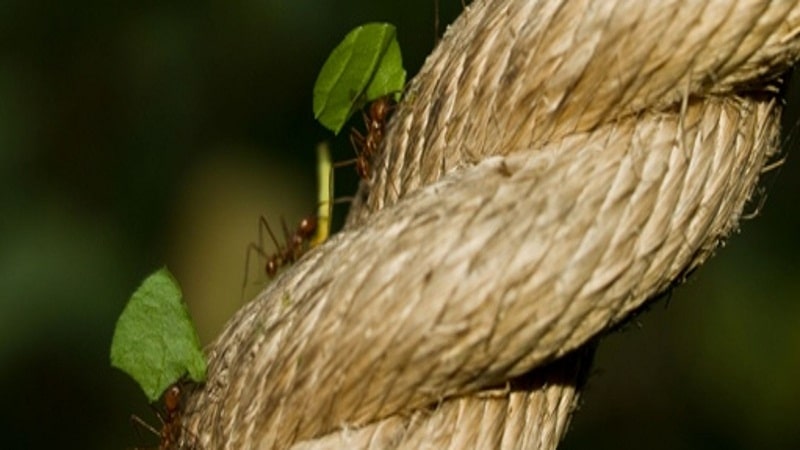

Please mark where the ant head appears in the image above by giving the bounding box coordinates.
[163,385,182,413]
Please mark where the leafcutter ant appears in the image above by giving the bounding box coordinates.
[241,214,318,299]
[336,95,395,181]
[131,384,199,449]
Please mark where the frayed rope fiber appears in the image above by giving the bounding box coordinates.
[181,0,800,448]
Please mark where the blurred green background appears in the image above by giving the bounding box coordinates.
[0,1,798,449]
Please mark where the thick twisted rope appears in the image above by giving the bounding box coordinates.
[181,0,800,448]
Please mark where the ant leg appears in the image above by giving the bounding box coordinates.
[333,157,358,169]
[280,217,298,263]
[241,216,281,301]
[333,196,354,205]
[242,242,269,294]
[130,414,160,441]
[361,109,372,131]
[259,215,283,251]
[349,128,371,179]
[350,127,366,154]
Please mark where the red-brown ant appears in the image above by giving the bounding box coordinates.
[337,95,394,180]
[131,384,198,449]
[241,214,318,298]
[158,385,183,449]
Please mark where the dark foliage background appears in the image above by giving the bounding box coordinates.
[0,2,797,449]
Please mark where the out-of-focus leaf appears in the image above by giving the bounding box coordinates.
[109,267,206,401]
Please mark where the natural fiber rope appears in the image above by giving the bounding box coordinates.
[180,0,800,449]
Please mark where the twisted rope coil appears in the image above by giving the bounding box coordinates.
[182,0,800,448]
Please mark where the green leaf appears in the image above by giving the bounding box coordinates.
[110,267,206,402]
[364,37,405,102]
[313,23,406,134]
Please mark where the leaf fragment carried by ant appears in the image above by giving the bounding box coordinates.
[313,22,406,134]
[110,267,207,402]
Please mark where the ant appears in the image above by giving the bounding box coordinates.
[131,384,198,449]
[241,214,318,298]
[338,95,395,180]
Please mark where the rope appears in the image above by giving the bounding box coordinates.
[181,0,800,448]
